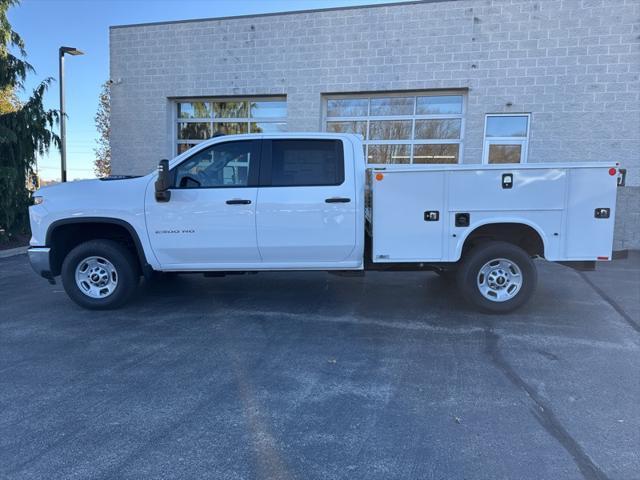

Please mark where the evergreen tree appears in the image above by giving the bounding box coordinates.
[0,0,58,241]
[0,85,19,113]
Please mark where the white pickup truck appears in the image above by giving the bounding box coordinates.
[28,133,621,313]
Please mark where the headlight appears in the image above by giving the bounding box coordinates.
[33,196,44,205]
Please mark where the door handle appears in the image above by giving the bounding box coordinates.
[226,199,252,205]
[325,197,351,203]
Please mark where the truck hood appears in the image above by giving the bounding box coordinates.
[35,176,149,200]
[33,175,153,219]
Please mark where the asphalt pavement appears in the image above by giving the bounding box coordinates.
[1,253,639,480]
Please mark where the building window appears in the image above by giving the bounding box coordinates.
[483,114,530,164]
[175,97,287,155]
[323,92,465,165]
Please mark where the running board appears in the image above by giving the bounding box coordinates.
[327,270,365,277]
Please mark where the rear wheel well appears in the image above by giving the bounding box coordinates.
[461,223,545,259]
[47,221,144,276]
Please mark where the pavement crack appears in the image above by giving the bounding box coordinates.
[484,328,611,480]
[578,271,640,334]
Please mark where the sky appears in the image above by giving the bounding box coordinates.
[9,0,415,181]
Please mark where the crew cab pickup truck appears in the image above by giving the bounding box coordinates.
[28,133,621,313]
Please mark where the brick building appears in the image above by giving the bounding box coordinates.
[109,0,640,248]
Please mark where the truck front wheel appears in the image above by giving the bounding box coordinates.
[457,241,537,314]
[61,239,139,310]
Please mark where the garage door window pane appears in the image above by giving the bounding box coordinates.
[324,92,464,165]
[212,122,248,135]
[327,99,368,117]
[178,102,211,119]
[413,144,459,164]
[368,144,411,164]
[326,121,367,137]
[250,122,287,133]
[178,122,211,140]
[415,119,461,139]
[177,143,196,155]
[213,101,248,118]
[370,97,414,116]
[369,120,412,140]
[250,101,287,118]
[488,144,522,164]
[270,140,344,186]
[176,97,286,155]
[486,116,528,137]
[416,95,463,114]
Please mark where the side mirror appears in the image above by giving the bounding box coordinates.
[155,159,172,202]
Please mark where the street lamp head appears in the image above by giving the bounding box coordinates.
[60,46,84,56]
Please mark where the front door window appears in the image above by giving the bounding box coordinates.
[174,141,258,188]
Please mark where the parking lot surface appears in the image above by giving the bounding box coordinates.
[1,253,639,480]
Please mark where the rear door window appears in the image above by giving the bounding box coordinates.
[266,139,344,186]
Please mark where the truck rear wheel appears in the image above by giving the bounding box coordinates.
[457,241,537,314]
[61,239,139,310]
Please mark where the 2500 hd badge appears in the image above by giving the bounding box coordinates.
[155,229,195,234]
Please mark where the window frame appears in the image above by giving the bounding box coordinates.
[170,139,262,190]
[321,91,466,165]
[482,113,531,165]
[259,139,346,188]
[173,96,287,155]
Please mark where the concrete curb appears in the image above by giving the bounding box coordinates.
[0,246,28,258]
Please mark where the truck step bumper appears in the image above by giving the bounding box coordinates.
[28,247,56,284]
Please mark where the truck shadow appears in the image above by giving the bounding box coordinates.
[118,259,630,351]
[128,267,560,329]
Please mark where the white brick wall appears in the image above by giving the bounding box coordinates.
[110,0,640,249]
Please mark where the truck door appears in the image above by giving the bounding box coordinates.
[145,140,262,268]
[255,138,357,264]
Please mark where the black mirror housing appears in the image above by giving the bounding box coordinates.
[155,159,172,202]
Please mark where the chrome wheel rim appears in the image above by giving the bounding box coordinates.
[477,258,522,302]
[75,256,118,299]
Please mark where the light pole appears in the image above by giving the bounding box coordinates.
[59,46,84,183]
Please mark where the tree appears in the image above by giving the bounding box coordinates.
[0,0,58,242]
[93,81,110,177]
[0,85,19,113]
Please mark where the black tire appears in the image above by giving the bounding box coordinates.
[61,239,139,310]
[456,241,537,314]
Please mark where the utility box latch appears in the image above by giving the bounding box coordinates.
[424,211,440,221]
[502,173,513,189]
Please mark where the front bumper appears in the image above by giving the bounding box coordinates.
[28,247,55,283]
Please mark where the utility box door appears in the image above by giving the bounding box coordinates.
[565,168,617,259]
[371,170,445,262]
